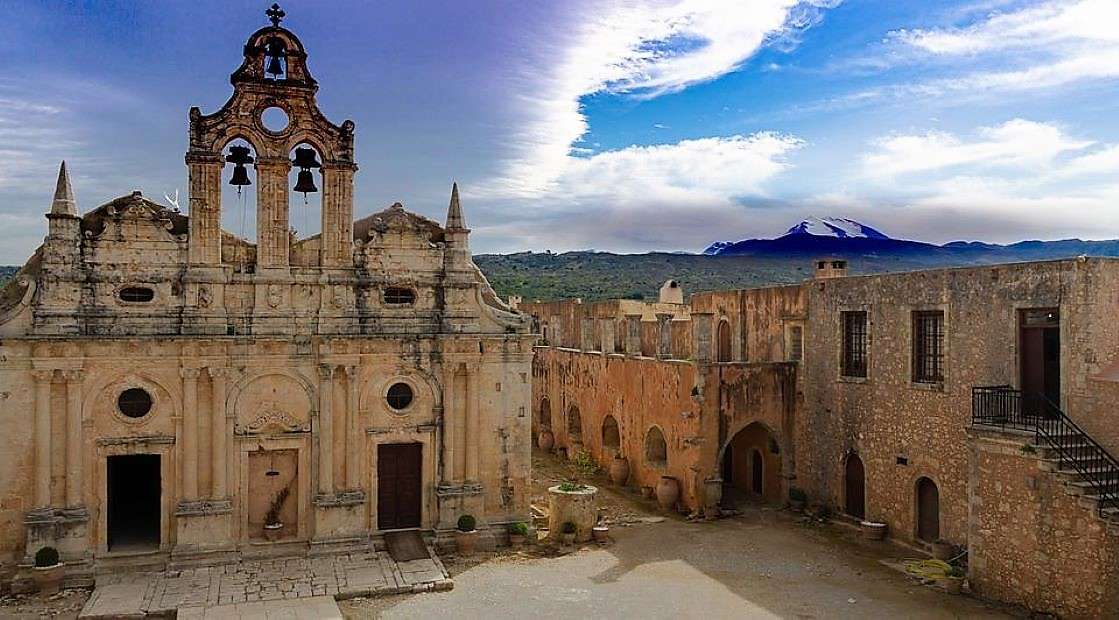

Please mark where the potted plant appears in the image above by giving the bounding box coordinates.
[263,486,290,542]
[508,521,529,548]
[942,565,966,595]
[455,514,479,555]
[931,539,955,561]
[860,520,888,541]
[788,487,807,511]
[560,521,577,546]
[32,546,63,596]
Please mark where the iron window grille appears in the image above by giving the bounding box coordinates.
[912,311,945,383]
[788,326,803,362]
[841,311,868,378]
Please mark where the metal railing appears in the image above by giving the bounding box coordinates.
[973,386,1119,517]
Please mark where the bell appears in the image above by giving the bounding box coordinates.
[291,147,321,170]
[264,38,287,78]
[229,164,252,187]
[293,169,318,194]
[266,55,284,77]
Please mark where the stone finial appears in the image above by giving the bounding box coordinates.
[50,161,77,217]
[446,182,466,230]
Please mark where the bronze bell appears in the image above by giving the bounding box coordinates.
[291,147,321,170]
[226,145,254,187]
[264,38,286,78]
[293,169,318,194]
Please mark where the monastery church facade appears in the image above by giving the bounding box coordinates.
[0,11,534,583]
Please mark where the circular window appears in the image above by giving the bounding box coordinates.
[386,382,414,411]
[261,106,289,132]
[118,387,153,418]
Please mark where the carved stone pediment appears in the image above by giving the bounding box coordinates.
[238,401,310,434]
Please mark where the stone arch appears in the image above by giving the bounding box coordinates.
[915,476,940,542]
[230,370,315,435]
[719,421,782,503]
[844,452,866,520]
[601,415,621,453]
[717,318,732,362]
[644,425,667,468]
[566,404,583,445]
[86,370,179,432]
[358,369,440,421]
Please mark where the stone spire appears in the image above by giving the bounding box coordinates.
[49,161,77,217]
[446,182,466,230]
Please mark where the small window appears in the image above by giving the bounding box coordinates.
[384,287,416,305]
[841,311,868,378]
[119,287,155,303]
[386,382,414,410]
[118,387,153,418]
[787,325,803,362]
[913,311,945,383]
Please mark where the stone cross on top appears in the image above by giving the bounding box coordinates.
[266,3,285,27]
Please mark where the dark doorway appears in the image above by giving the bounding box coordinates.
[1020,309,1060,408]
[721,448,733,483]
[107,454,160,551]
[751,449,764,495]
[378,443,422,530]
[916,477,940,542]
[845,453,866,519]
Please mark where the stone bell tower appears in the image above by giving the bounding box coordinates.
[185,4,357,275]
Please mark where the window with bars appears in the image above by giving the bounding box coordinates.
[841,311,868,378]
[788,325,803,362]
[912,311,945,383]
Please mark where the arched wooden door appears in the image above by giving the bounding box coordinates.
[916,477,940,541]
[844,454,866,519]
[717,320,732,362]
[751,449,764,494]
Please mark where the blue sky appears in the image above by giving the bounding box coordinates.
[1,0,1118,262]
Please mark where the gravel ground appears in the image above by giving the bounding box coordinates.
[0,589,90,619]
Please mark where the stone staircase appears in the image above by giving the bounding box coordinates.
[1032,433,1119,528]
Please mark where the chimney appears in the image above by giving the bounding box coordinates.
[814,258,848,279]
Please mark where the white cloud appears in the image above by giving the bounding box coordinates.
[487,0,838,198]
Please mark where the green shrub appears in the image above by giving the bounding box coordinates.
[561,522,577,534]
[457,514,476,532]
[558,481,589,492]
[947,566,966,579]
[509,521,529,536]
[572,450,600,477]
[34,546,59,568]
[788,487,807,502]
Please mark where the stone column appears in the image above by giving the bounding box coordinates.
[625,315,642,355]
[186,152,223,265]
[465,364,481,482]
[63,370,84,508]
[657,313,672,358]
[317,364,334,495]
[344,366,360,490]
[208,367,228,499]
[32,369,54,509]
[442,364,457,483]
[320,163,355,268]
[181,368,200,501]
[255,156,291,270]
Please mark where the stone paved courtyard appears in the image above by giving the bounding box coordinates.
[79,550,450,618]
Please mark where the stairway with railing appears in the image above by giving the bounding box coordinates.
[972,386,1119,521]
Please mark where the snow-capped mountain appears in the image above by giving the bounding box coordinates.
[784,216,890,240]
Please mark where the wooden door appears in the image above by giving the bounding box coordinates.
[378,443,422,530]
[917,477,939,542]
[1020,309,1060,407]
[845,454,866,519]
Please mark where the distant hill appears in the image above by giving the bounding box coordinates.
[0,266,17,286]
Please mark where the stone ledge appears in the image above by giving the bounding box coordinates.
[175,499,234,516]
[313,491,366,507]
[435,481,483,498]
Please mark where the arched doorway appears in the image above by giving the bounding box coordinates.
[567,405,583,446]
[602,415,620,454]
[916,477,940,542]
[844,453,866,519]
[644,426,667,468]
[721,422,782,503]
[717,320,732,362]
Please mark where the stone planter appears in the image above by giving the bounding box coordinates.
[263,523,285,542]
[609,456,630,486]
[538,429,555,452]
[592,525,610,543]
[703,477,723,519]
[655,476,680,511]
[931,540,955,561]
[455,529,480,555]
[547,484,598,543]
[860,521,887,541]
[32,564,63,596]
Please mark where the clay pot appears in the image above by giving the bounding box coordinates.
[32,564,63,597]
[455,529,479,555]
[942,576,964,595]
[931,540,955,561]
[655,476,680,511]
[592,526,610,543]
[509,533,526,549]
[263,523,284,542]
[860,521,887,541]
[537,429,555,452]
[609,456,630,486]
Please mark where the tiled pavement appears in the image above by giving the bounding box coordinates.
[79,550,451,618]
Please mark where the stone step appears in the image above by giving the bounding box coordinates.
[1064,479,1119,495]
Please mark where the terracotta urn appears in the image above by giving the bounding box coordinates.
[32,564,63,597]
[942,575,964,595]
[263,523,284,542]
[538,429,555,452]
[860,521,887,541]
[609,456,630,486]
[656,476,680,511]
[455,529,480,555]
